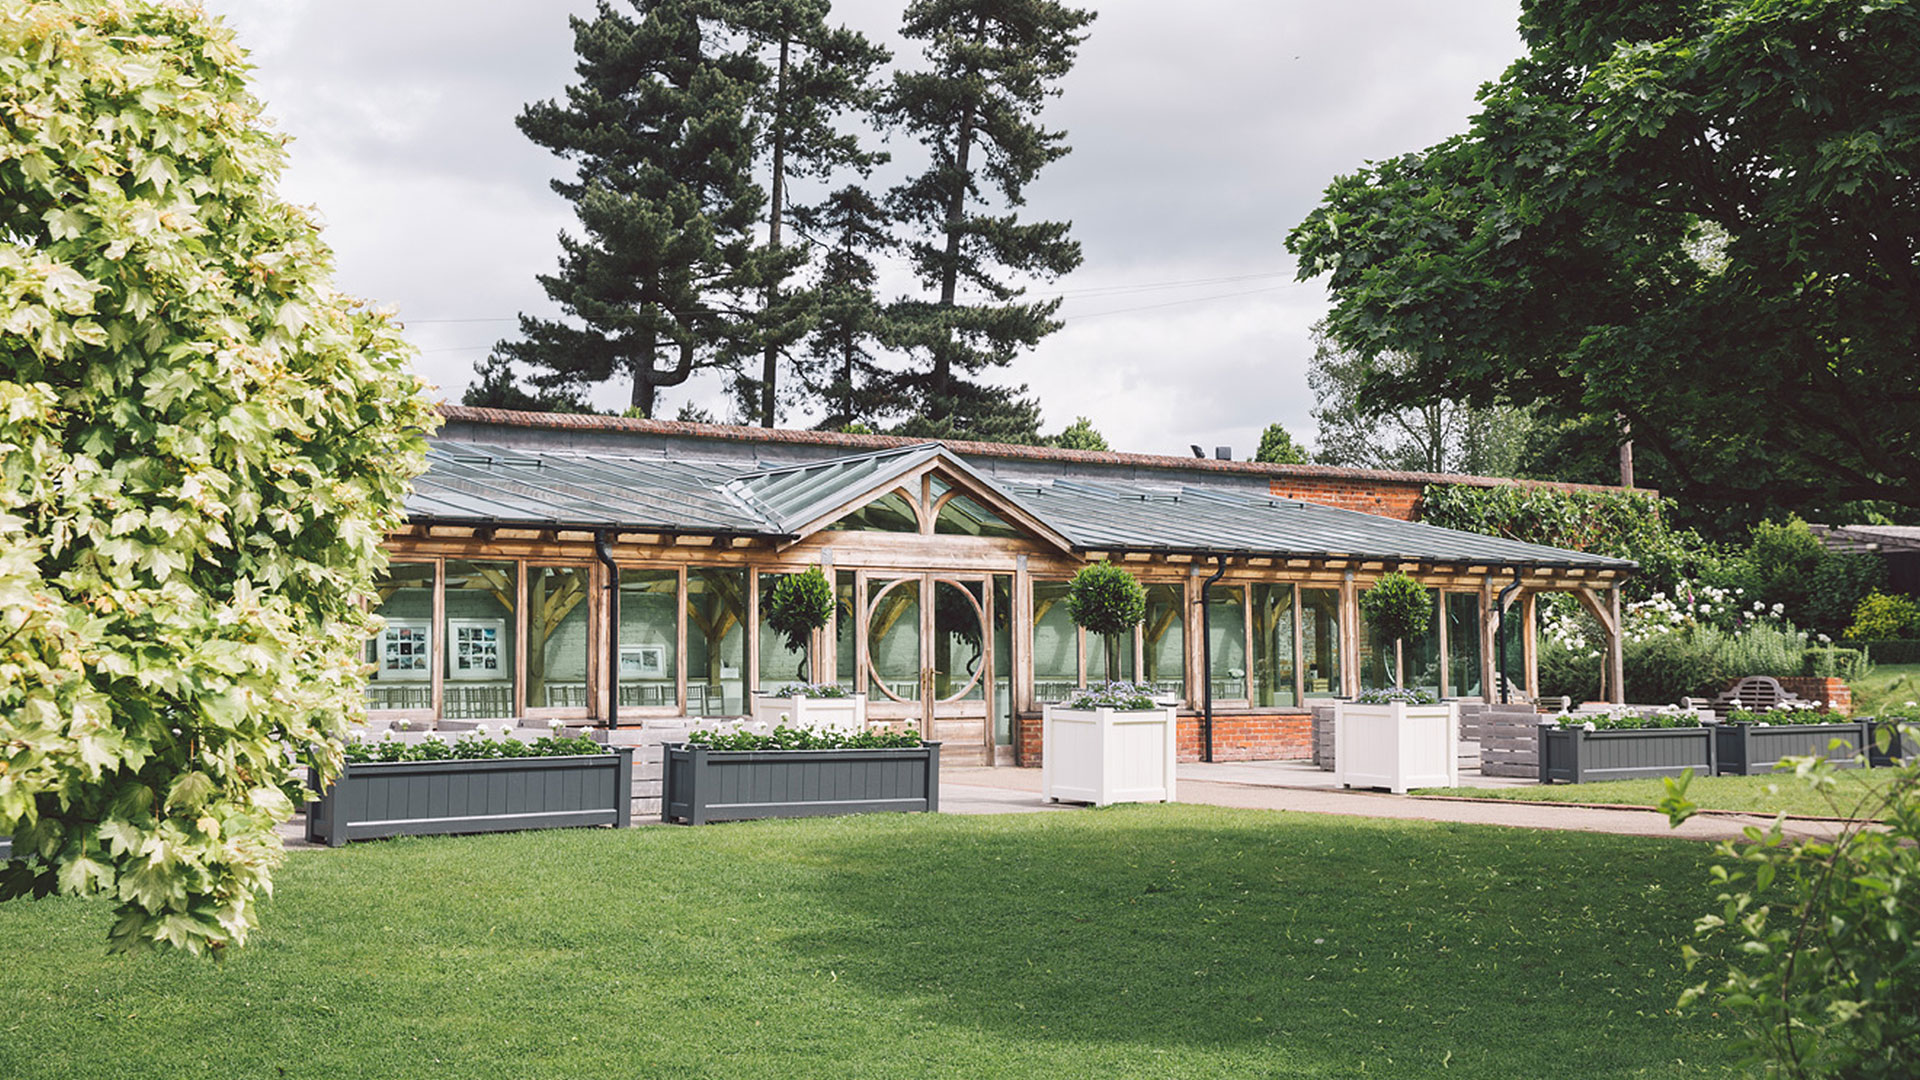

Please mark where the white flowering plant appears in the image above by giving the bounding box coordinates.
[1549,706,1704,731]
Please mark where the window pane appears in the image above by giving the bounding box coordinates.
[757,571,811,690]
[1447,592,1484,699]
[993,574,1014,745]
[1495,599,1531,699]
[932,580,985,701]
[1206,584,1247,701]
[1086,629,1135,684]
[688,568,747,716]
[835,570,857,693]
[1404,594,1443,698]
[1142,583,1185,701]
[1361,588,1441,696]
[826,491,920,532]
[1251,583,1296,707]
[1300,588,1342,699]
[444,560,516,720]
[528,566,590,710]
[1032,581,1078,703]
[934,493,1029,540]
[867,578,921,701]
[618,568,679,710]
[367,562,435,712]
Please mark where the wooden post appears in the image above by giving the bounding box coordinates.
[1522,592,1539,702]
[1480,576,1497,704]
[1610,586,1626,705]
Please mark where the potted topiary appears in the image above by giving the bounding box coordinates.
[1066,561,1147,679]
[753,567,865,729]
[1337,574,1454,794]
[1041,681,1178,806]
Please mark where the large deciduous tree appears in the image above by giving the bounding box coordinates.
[1287,0,1920,519]
[495,0,765,418]
[0,0,434,952]
[880,0,1095,443]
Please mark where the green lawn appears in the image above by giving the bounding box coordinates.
[1848,662,1920,717]
[1418,769,1890,819]
[0,807,1742,1079]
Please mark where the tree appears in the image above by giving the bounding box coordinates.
[0,1,434,952]
[1049,416,1109,451]
[792,185,898,430]
[496,0,765,418]
[1307,323,1532,476]
[1288,0,1920,520]
[1360,573,1431,690]
[722,0,888,428]
[1254,423,1309,465]
[879,0,1096,441]
[462,353,591,413]
[1066,562,1145,678]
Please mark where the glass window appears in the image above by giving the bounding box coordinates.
[1360,588,1441,695]
[867,577,921,702]
[826,490,920,533]
[367,562,435,712]
[617,568,679,710]
[1447,592,1484,699]
[1141,582,1185,701]
[1032,580,1079,703]
[757,571,811,690]
[528,566,590,710]
[932,579,986,701]
[835,570,857,693]
[688,568,747,716]
[993,575,1014,745]
[1300,588,1342,699]
[1495,598,1531,700]
[1206,584,1247,701]
[934,493,1030,540]
[1086,624,1136,684]
[443,560,517,720]
[1251,583,1297,708]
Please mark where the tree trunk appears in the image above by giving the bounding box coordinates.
[759,33,790,428]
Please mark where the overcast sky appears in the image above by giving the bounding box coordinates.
[205,0,1525,459]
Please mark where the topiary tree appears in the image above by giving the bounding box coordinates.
[1360,573,1431,690]
[0,1,436,954]
[761,567,835,681]
[1066,562,1146,680]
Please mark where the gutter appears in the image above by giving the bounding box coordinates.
[595,531,620,729]
[1199,554,1229,763]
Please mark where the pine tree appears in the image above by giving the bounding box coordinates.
[720,0,888,428]
[492,1,765,418]
[791,185,897,429]
[879,0,1095,441]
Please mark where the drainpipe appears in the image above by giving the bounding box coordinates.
[1199,554,1229,763]
[1495,567,1523,705]
[596,531,620,729]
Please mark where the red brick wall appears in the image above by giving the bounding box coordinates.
[1016,712,1313,766]
[1268,478,1423,521]
[1773,677,1854,715]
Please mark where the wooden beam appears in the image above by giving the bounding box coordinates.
[1121,552,1152,563]
[673,535,715,547]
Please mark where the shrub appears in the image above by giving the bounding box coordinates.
[1066,562,1145,674]
[1802,647,1869,681]
[686,726,923,751]
[1706,622,1810,681]
[761,567,835,679]
[1663,740,1920,1076]
[1802,553,1887,638]
[1846,591,1920,642]
[1625,631,1723,706]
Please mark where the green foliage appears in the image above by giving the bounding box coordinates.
[0,1,435,953]
[1745,517,1827,617]
[1359,573,1431,648]
[343,733,604,764]
[1663,743,1920,1077]
[761,566,835,652]
[1847,592,1920,642]
[1064,563,1145,637]
[1289,0,1920,520]
[1802,553,1889,640]
[879,0,1095,438]
[1048,416,1109,452]
[1551,710,1703,731]
[1254,422,1309,465]
[1803,647,1869,682]
[1354,687,1438,705]
[794,187,896,430]
[1724,708,1845,727]
[766,682,850,699]
[1542,621,1820,706]
[685,725,923,751]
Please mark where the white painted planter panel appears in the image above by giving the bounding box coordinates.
[750,693,867,733]
[1335,701,1458,794]
[1041,705,1178,806]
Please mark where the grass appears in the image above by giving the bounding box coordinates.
[0,806,1744,1079]
[1419,769,1889,819]
[1848,662,1920,717]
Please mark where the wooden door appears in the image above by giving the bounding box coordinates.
[861,572,994,765]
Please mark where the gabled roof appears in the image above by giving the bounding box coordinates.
[404,437,1636,574]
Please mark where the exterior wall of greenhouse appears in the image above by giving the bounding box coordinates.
[368,409,1632,767]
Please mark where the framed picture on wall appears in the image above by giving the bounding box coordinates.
[448,618,506,680]
[619,643,666,679]
[377,619,431,680]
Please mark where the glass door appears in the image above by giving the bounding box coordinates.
[862,572,995,745]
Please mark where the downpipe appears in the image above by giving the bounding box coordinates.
[596,531,620,729]
[1199,554,1229,763]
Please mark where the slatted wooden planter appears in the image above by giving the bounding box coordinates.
[306,749,635,847]
[1868,719,1919,768]
[661,743,940,824]
[1335,701,1458,794]
[1539,726,1714,784]
[748,692,867,732]
[1715,721,1870,776]
[1041,705,1179,806]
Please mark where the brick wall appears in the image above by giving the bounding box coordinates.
[1016,711,1312,766]
[1268,478,1423,521]
[1773,677,1854,714]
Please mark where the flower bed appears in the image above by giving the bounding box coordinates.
[1713,708,1869,776]
[1042,683,1177,806]
[661,727,938,824]
[1538,710,1713,784]
[308,731,633,846]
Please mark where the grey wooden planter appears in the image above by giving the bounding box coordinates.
[307,748,634,847]
[661,743,940,825]
[1868,720,1919,768]
[1715,722,1869,776]
[1539,726,1715,784]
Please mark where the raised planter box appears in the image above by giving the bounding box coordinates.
[306,749,634,847]
[1715,721,1870,775]
[1539,726,1713,784]
[1869,719,1919,768]
[1335,701,1457,794]
[1042,704,1178,806]
[661,743,939,824]
[749,692,866,732]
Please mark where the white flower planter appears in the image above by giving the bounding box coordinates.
[1041,704,1178,806]
[750,692,867,732]
[1334,701,1458,794]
